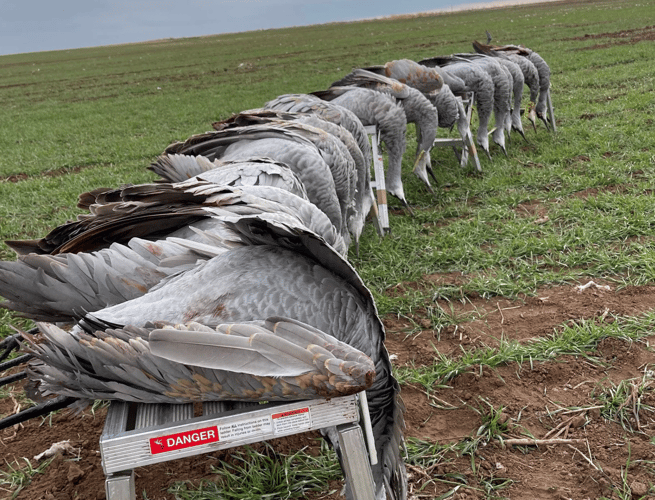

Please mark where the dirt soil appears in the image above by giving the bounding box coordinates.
[3,12,655,500]
[2,281,654,500]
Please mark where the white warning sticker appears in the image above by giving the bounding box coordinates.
[218,416,272,442]
[271,407,311,435]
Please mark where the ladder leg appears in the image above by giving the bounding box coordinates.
[369,131,389,235]
[106,470,136,500]
[337,423,376,500]
[547,88,557,133]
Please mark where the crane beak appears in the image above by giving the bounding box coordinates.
[390,192,415,217]
[412,150,435,194]
[515,126,529,143]
[402,199,415,217]
[426,164,439,185]
[490,128,508,157]
[538,112,551,132]
[527,102,538,132]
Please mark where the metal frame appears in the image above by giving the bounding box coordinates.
[100,394,375,500]
[431,92,482,172]
[547,88,557,132]
[365,124,390,236]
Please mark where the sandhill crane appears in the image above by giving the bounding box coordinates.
[419,56,496,159]
[475,42,552,130]
[1,178,348,277]
[505,54,540,131]
[361,58,466,94]
[263,94,376,237]
[311,86,413,213]
[472,40,544,132]
[210,112,357,203]
[263,94,372,169]
[331,68,440,192]
[356,60,475,165]
[452,53,513,155]
[209,109,371,248]
[470,47,528,142]
[0,199,407,500]
[212,109,367,197]
[213,117,357,239]
[163,125,346,239]
[148,155,308,195]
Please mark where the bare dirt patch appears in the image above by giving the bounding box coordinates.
[383,282,655,499]
[568,25,655,49]
[2,282,655,499]
[3,11,655,500]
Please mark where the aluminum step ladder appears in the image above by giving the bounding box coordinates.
[100,393,376,500]
[431,92,482,172]
[365,124,390,235]
[547,88,557,132]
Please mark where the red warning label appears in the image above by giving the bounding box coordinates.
[149,426,219,455]
[271,407,311,434]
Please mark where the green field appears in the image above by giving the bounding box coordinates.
[2,0,655,497]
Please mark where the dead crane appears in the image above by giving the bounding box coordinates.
[361,58,463,94]
[331,68,440,193]
[310,86,413,213]
[263,93,373,170]
[2,177,348,262]
[209,109,371,250]
[163,124,347,242]
[357,60,475,168]
[148,155,308,198]
[419,55,496,159]
[0,196,407,499]
[474,41,553,130]
[451,52,513,155]
[472,40,544,131]
[470,47,528,143]
[263,94,376,238]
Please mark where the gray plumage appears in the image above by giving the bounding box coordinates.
[0,182,350,322]
[212,115,357,213]
[293,113,372,245]
[427,83,459,129]
[521,49,552,129]
[263,94,375,241]
[210,110,371,246]
[508,54,541,130]
[475,42,552,130]
[360,59,465,129]
[263,94,372,169]
[164,125,345,237]
[359,65,477,172]
[27,318,376,401]
[311,86,411,210]
[150,155,309,199]
[473,40,539,133]
[331,68,439,192]
[419,56,495,158]
[489,56,527,141]
[246,121,356,241]
[362,58,468,94]
[452,53,512,155]
[3,212,407,500]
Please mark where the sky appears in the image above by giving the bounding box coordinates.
[0,0,551,57]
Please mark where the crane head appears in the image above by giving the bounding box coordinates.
[527,101,538,132]
[412,149,435,194]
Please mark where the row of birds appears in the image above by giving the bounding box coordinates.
[0,39,552,499]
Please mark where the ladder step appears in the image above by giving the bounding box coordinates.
[100,394,372,500]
